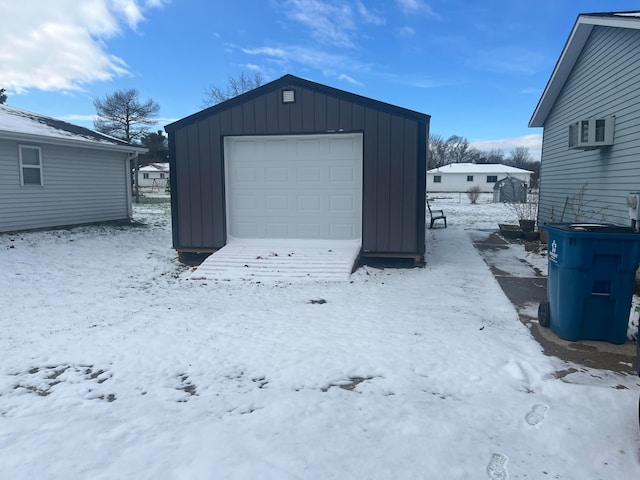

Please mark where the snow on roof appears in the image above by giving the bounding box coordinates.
[139,163,169,172]
[427,163,533,174]
[0,104,146,152]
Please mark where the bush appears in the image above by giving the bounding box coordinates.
[467,186,481,204]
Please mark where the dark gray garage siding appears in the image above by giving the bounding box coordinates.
[166,74,430,259]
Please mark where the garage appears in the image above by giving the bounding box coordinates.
[165,74,429,267]
[225,134,362,240]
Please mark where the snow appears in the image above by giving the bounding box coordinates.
[0,104,134,148]
[190,238,362,282]
[1,194,639,479]
[427,162,533,174]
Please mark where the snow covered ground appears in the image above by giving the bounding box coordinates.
[1,193,639,479]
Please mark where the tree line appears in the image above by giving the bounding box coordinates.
[429,134,540,187]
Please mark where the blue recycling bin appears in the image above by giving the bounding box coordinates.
[540,223,640,344]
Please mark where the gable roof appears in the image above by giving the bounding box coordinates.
[165,73,430,132]
[139,162,169,172]
[427,163,533,175]
[529,11,640,127]
[0,104,147,153]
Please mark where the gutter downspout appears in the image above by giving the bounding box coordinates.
[128,152,140,205]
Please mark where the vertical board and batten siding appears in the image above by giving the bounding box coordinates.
[0,139,130,232]
[168,78,428,257]
[539,26,640,226]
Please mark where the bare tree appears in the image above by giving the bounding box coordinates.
[202,71,264,107]
[447,135,472,163]
[428,134,448,169]
[507,147,533,169]
[486,149,505,163]
[93,89,160,143]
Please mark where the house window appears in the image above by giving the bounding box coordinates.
[580,120,589,143]
[19,145,43,186]
[568,117,614,149]
[568,122,578,148]
[595,119,606,142]
[143,173,150,179]
[486,175,497,183]
[160,173,166,179]
[467,175,473,182]
[433,175,442,183]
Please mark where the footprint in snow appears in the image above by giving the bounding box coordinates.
[525,404,549,426]
[486,453,508,480]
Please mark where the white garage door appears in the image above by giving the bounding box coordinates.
[224,134,362,240]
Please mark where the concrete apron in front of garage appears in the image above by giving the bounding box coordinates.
[471,230,637,376]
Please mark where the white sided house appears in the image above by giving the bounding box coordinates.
[137,163,169,189]
[0,105,147,233]
[426,163,533,193]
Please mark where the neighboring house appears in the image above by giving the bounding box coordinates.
[426,163,532,193]
[530,11,640,226]
[165,74,430,264]
[0,105,146,233]
[137,162,169,189]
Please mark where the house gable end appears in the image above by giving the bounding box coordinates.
[530,11,640,127]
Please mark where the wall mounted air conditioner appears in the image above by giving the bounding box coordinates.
[568,116,615,150]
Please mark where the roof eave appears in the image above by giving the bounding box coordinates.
[165,73,430,133]
[529,12,640,128]
[0,129,148,154]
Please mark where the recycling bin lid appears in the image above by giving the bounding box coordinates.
[544,223,638,234]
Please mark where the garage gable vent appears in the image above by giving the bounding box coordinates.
[282,89,295,103]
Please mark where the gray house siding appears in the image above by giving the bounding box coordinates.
[0,139,131,233]
[538,25,640,226]
[166,75,429,259]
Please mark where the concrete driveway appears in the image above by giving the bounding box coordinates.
[470,230,638,376]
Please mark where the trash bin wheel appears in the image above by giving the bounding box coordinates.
[538,302,551,328]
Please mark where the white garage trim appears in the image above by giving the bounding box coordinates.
[224,134,363,240]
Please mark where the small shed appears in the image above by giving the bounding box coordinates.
[493,176,527,203]
[165,74,430,264]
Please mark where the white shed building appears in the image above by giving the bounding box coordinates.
[426,163,533,193]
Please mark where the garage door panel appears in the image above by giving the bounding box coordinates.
[226,134,362,240]
[265,167,288,182]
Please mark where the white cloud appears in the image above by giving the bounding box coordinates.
[0,0,166,93]
[280,0,384,48]
[470,134,543,161]
[395,0,435,16]
[338,74,363,86]
[243,45,369,72]
[398,26,416,36]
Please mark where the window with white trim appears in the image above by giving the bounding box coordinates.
[568,116,614,149]
[467,175,473,181]
[19,145,43,186]
[433,175,442,183]
[486,175,497,183]
[143,173,150,179]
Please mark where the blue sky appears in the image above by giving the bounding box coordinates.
[1,0,636,159]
